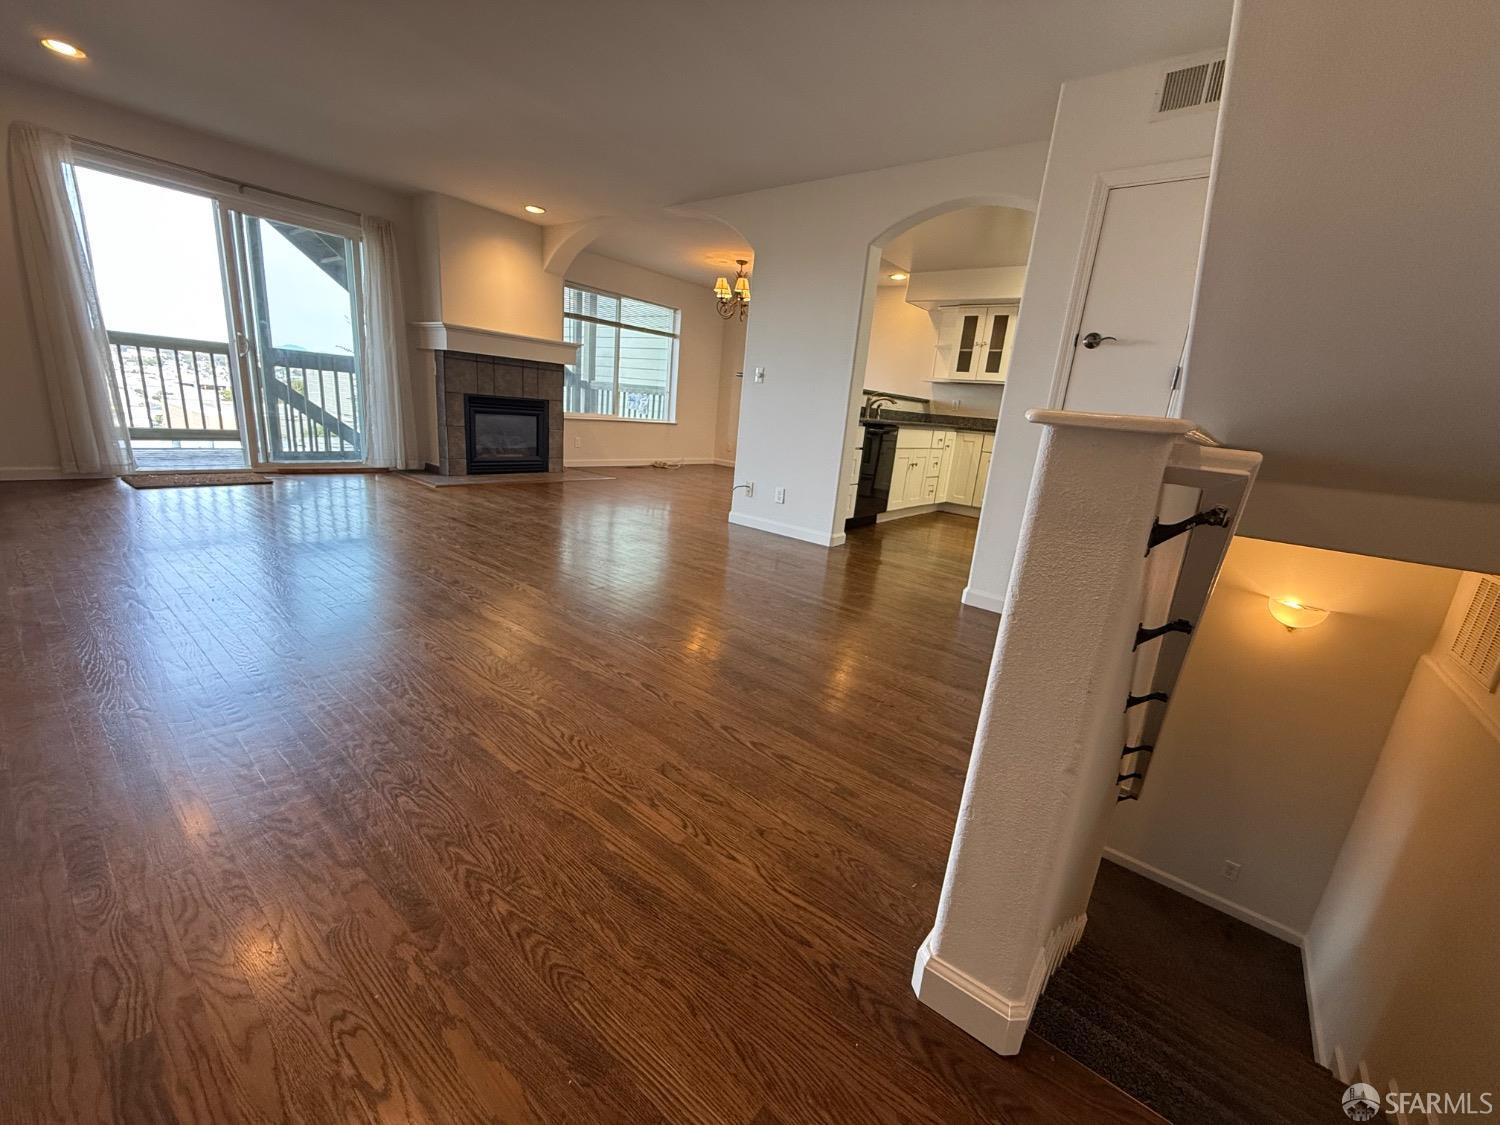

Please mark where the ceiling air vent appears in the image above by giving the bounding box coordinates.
[1152,54,1226,118]
[1451,576,1500,691]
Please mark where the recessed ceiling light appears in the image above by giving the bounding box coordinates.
[40,37,86,59]
[889,272,909,281]
[524,204,546,215]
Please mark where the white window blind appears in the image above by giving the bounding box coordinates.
[563,284,680,421]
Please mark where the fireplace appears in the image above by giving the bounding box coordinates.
[466,395,549,474]
[433,349,565,476]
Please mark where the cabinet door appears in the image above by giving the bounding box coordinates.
[977,305,1018,382]
[902,457,926,504]
[973,450,992,507]
[947,433,981,504]
[936,436,954,498]
[922,450,942,479]
[936,306,987,379]
[888,451,912,509]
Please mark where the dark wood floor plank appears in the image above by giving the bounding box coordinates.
[0,468,1162,1124]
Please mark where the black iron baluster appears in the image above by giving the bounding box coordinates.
[1146,505,1232,552]
[1133,619,1193,649]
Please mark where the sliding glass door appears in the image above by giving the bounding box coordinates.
[74,153,369,470]
[234,215,366,463]
[74,167,249,470]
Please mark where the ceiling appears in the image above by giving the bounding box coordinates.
[584,214,756,286]
[882,206,1036,274]
[3,0,1230,277]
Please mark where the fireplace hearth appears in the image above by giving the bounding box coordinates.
[466,395,549,474]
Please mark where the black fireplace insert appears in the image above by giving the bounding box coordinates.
[464,395,549,474]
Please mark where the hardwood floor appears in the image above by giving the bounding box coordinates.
[0,466,1160,1124]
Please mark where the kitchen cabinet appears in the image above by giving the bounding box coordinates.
[932,304,1018,383]
[877,425,994,513]
[888,451,922,509]
[973,449,992,507]
[945,432,984,505]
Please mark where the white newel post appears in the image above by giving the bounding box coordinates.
[913,410,1199,1055]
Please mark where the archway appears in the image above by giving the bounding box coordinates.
[836,197,1037,551]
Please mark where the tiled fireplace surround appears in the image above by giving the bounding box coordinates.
[434,349,564,477]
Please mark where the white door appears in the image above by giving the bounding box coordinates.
[1061,176,1209,416]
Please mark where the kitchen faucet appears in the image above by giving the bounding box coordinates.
[866,394,899,418]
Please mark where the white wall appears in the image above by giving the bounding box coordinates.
[1306,572,1500,1094]
[715,314,746,463]
[562,252,725,466]
[1180,0,1500,576]
[0,73,424,477]
[964,59,1220,608]
[688,143,1047,546]
[1107,537,1457,941]
[416,193,560,337]
[411,195,737,469]
[861,288,938,401]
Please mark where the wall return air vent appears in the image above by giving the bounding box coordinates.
[1451,576,1500,691]
[1152,54,1226,117]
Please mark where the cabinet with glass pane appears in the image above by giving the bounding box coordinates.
[931,304,1017,383]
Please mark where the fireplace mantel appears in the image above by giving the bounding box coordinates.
[410,321,579,366]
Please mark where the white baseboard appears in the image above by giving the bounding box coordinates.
[1102,848,1305,946]
[0,466,112,481]
[961,585,1005,614]
[563,456,723,468]
[876,503,940,523]
[728,510,841,547]
[911,914,1086,1056]
[874,502,981,524]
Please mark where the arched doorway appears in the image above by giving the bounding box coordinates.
[837,200,1036,563]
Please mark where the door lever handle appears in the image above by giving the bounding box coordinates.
[1081,332,1118,349]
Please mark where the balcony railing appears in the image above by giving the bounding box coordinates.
[264,348,363,459]
[108,331,363,458]
[109,331,238,441]
[563,381,670,421]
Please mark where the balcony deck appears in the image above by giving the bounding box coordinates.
[131,447,248,471]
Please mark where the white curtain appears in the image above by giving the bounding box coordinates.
[359,216,419,470]
[9,123,132,474]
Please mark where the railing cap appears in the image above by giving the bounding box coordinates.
[1025,409,1199,437]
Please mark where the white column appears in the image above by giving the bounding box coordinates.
[913,410,1196,1054]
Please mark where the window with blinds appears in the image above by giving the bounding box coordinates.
[563,284,680,421]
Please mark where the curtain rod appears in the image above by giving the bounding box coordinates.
[67,132,366,225]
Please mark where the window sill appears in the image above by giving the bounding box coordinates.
[563,414,677,425]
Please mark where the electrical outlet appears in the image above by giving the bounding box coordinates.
[574,435,581,448]
[774,487,786,504]
[753,366,766,383]
[1221,860,1242,882]
[744,481,754,498]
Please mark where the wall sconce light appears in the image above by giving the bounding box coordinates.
[1268,596,1330,632]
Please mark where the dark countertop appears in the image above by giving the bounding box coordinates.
[859,408,997,434]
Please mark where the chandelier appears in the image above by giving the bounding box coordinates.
[713,259,751,320]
